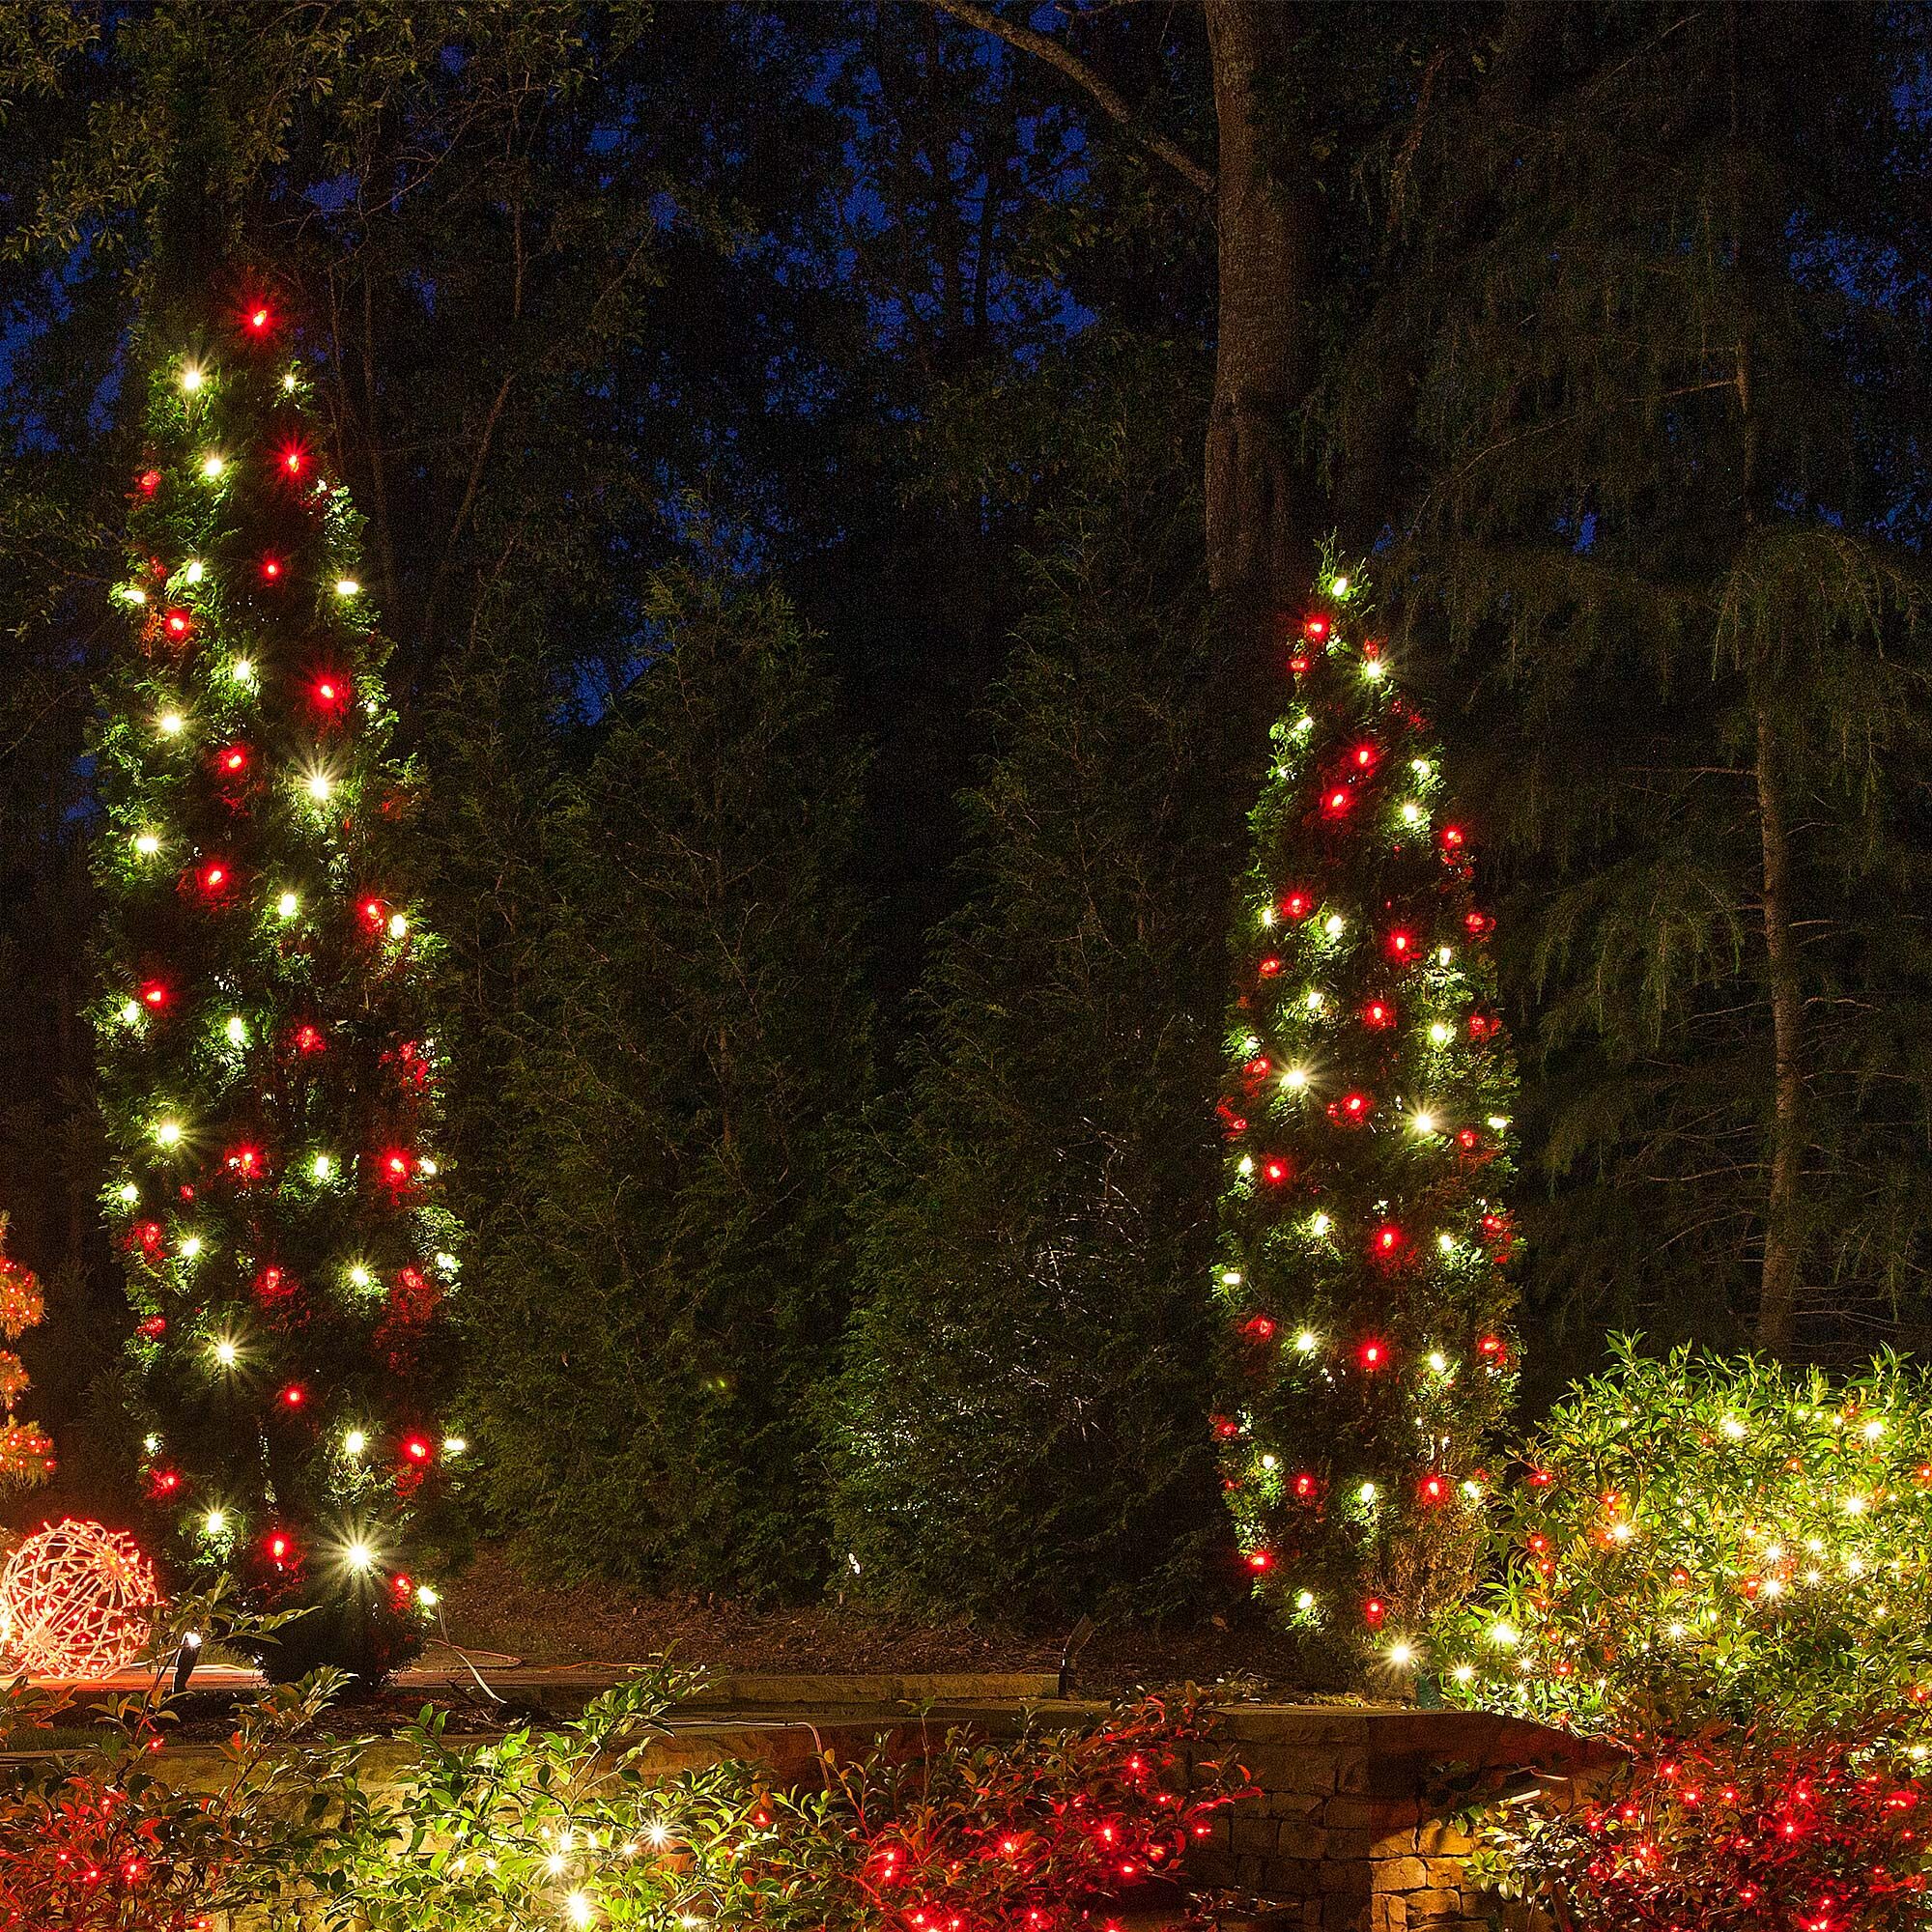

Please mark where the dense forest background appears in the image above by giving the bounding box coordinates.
[0,1,1928,1628]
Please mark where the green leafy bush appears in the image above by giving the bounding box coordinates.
[1439,1343,1932,1928]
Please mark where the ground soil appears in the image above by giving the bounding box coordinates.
[432,1544,1321,1699]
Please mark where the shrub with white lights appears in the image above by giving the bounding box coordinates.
[1441,1343,1932,1930]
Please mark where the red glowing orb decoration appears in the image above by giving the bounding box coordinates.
[1281,890,1313,921]
[0,1520,159,1678]
[163,608,193,642]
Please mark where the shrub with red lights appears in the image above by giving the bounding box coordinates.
[737,1692,1248,1932]
[1473,1722,1932,1932]
[1441,1344,1932,1929]
[1213,561,1519,1672]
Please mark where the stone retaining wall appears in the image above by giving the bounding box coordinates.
[1190,1705,1616,1931]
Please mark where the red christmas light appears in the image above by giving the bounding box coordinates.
[1363,1598,1386,1627]
[163,608,193,642]
[358,896,387,931]
[1329,1090,1373,1124]
[1263,1156,1290,1185]
[1292,1472,1320,1501]
[278,440,307,477]
[217,744,248,775]
[1467,1012,1498,1040]
[1440,824,1466,853]
[1211,1415,1242,1440]
[1242,1315,1278,1343]
[1245,1548,1273,1573]
[197,860,232,897]
[380,1149,416,1188]
[139,980,169,1009]
[1322,784,1353,818]
[1362,998,1394,1029]
[1358,1339,1386,1370]
[1350,742,1378,771]
[137,469,161,497]
[1301,612,1329,643]
[260,556,282,582]
[1385,927,1417,962]
[265,1530,295,1566]
[244,303,273,333]
[253,1265,297,1308]
[278,1383,306,1409]
[402,1434,433,1464]
[136,1316,166,1341]
[1456,1127,1480,1151]
[1281,890,1313,920]
[1418,1472,1448,1505]
[311,673,348,712]
[1371,1223,1406,1261]
[293,1023,327,1055]
[143,1465,180,1498]
[223,1145,264,1183]
[1464,908,1494,937]
[1256,954,1283,979]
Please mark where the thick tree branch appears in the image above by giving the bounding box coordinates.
[915,0,1213,195]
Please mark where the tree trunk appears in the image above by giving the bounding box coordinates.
[1754,707,1803,1351]
[1203,0,1321,639]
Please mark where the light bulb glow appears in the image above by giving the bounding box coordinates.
[200,453,224,479]
[276,891,300,918]
[134,833,160,856]
[344,1430,367,1456]
[158,711,185,737]
[334,578,360,597]
[311,1153,334,1181]
[180,365,204,393]
[154,1120,183,1148]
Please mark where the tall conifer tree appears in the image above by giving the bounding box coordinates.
[1213,567,1518,1670]
[1340,4,1932,1369]
[93,287,460,1675]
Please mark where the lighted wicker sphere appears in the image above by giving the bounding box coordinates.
[0,1519,159,1677]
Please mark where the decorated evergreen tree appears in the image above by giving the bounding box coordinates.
[1213,565,1519,1674]
[91,285,460,1677]
[0,1217,54,1492]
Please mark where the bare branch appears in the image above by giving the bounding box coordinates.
[914,0,1213,196]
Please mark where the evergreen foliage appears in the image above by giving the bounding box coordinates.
[1346,3,1932,1370]
[831,355,1237,1623]
[462,572,872,1600]
[1213,569,1519,1670]
[93,293,460,1676]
